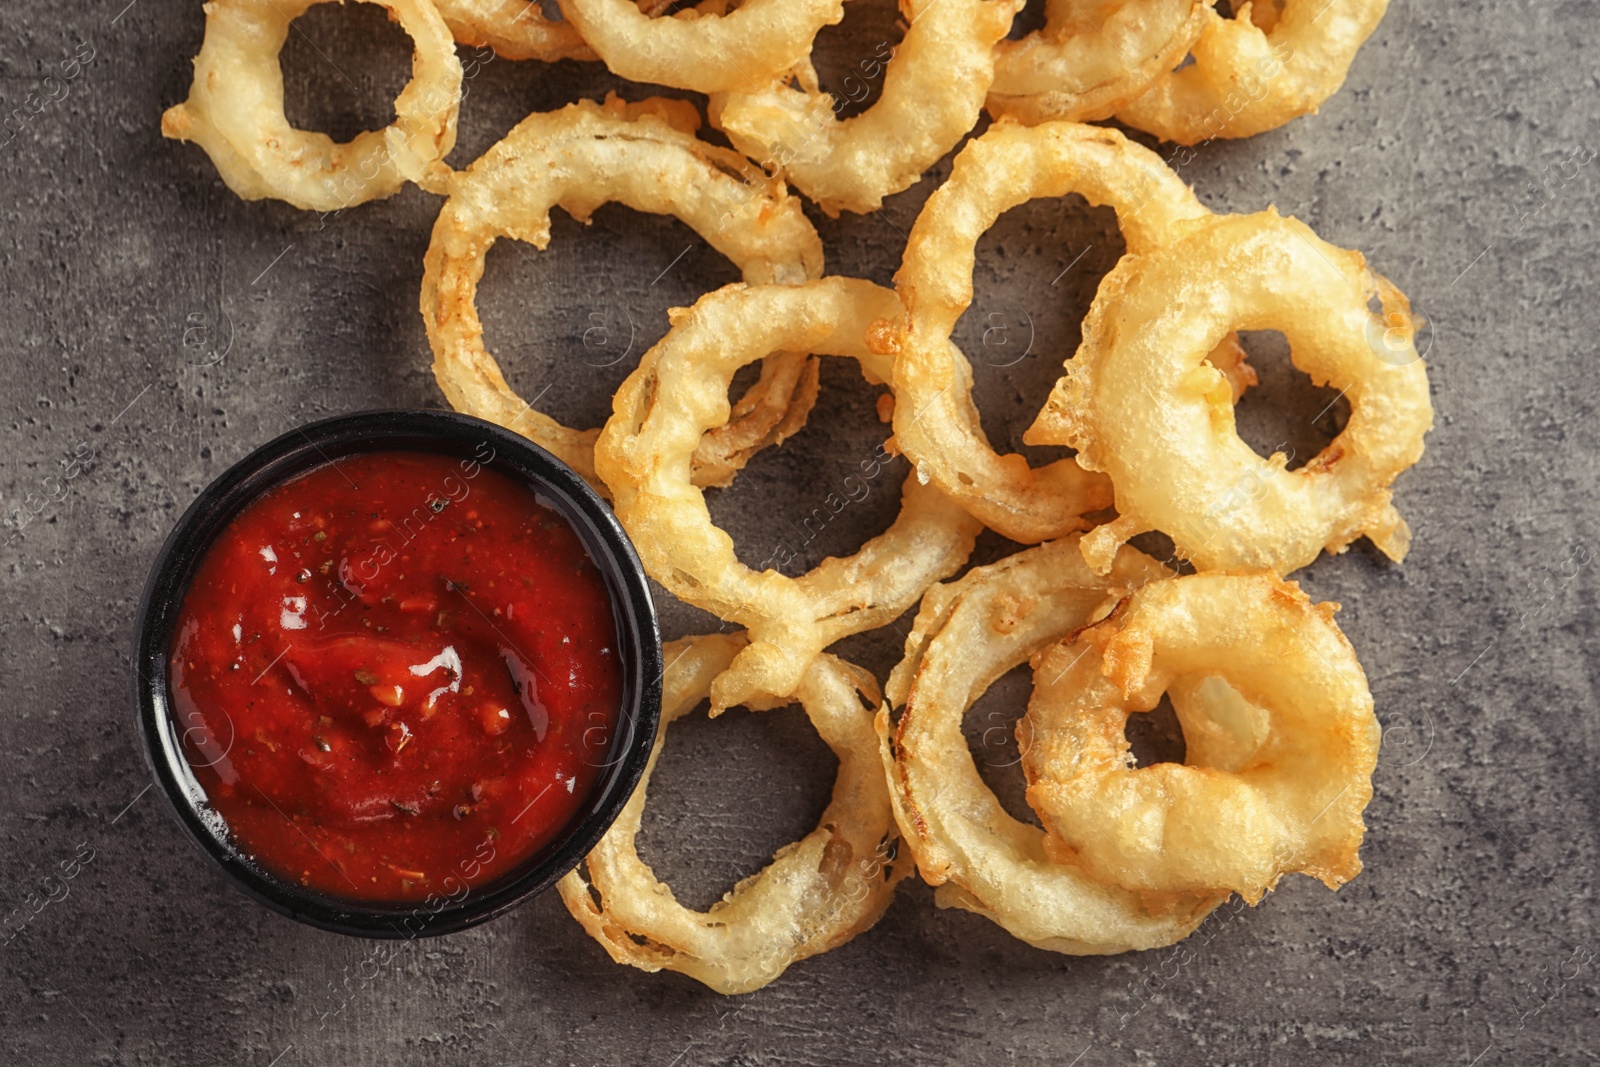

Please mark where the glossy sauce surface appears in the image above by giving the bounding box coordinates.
[170,450,621,901]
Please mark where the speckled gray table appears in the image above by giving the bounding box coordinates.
[2,2,1596,1063]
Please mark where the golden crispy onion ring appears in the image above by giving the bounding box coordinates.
[558,0,845,94]
[877,538,1224,953]
[887,120,1212,544]
[420,96,826,491]
[161,0,461,212]
[1020,573,1380,900]
[433,0,596,62]
[1027,209,1433,575]
[709,0,1024,216]
[1115,0,1389,143]
[558,634,910,995]
[987,0,1206,125]
[597,278,982,712]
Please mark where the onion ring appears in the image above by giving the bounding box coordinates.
[1115,0,1390,144]
[160,0,462,212]
[420,96,826,490]
[558,0,846,94]
[877,537,1225,953]
[986,0,1206,125]
[557,634,910,995]
[710,0,1025,216]
[596,278,982,711]
[1027,209,1432,575]
[432,0,596,62]
[886,120,1212,543]
[1019,573,1380,900]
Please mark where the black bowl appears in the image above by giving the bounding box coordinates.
[131,410,662,937]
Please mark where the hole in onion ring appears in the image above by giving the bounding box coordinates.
[1229,330,1351,472]
[473,206,741,432]
[708,362,905,576]
[826,601,920,674]
[1212,0,1278,27]
[1124,692,1188,768]
[953,195,1126,461]
[1126,530,1194,576]
[723,361,765,410]
[280,3,410,143]
[634,698,836,912]
[963,663,1042,829]
[1005,0,1048,41]
[802,0,906,120]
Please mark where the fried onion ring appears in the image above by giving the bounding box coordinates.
[161,0,462,212]
[558,0,846,94]
[877,537,1224,953]
[1115,0,1390,144]
[433,0,596,62]
[557,634,910,995]
[1027,209,1432,575]
[887,120,1212,543]
[710,0,1024,215]
[1020,573,1379,900]
[420,96,825,490]
[596,278,982,711]
[986,0,1206,125]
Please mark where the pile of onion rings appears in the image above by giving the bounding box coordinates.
[163,0,1391,210]
[159,0,1426,994]
[878,538,1227,953]
[595,278,982,712]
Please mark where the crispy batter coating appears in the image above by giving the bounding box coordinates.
[987,0,1206,124]
[597,278,981,711]
[558,634,910,994]
[712,0,1023,215]
[1116,0,1390,143]
[1021,573,1380,901]
[421,96,825,492]
[879,539,1227,953]
[161,0,462,211]
[561,0,845,93]
[890,121,1213,543]
[1029,209,1433,575]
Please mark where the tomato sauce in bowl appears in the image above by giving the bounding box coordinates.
[171,451,621,901]
[133,411,661,936]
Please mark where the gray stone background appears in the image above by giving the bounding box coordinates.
[1,0,1596,1062]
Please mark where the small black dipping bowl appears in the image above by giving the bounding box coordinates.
[131,410,662,938]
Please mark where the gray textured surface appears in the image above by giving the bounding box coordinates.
[2,1,1597,1063]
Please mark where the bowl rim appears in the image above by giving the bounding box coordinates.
[131,408,662,938]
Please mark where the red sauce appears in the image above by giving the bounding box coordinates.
[169,449,622,902]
